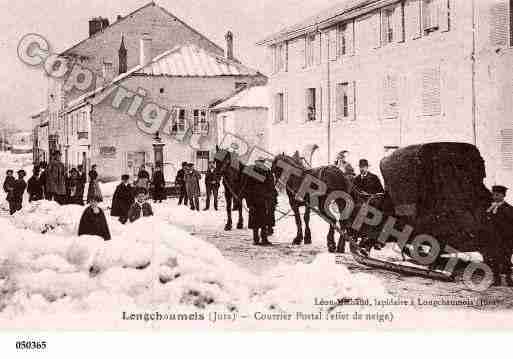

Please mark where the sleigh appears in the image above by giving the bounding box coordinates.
[351,142,492,280]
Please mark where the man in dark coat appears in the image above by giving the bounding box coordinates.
[204,161,220,211]
[175,162,188,206]
[46,151,67,204]
[3,169,15,203]
[27,167,44,202]
[244,158,276,246]
[76,164,86,205]
[78,195,111,241]
[111,174,134,224]
[128,188,154,223]
[8,170,27,215]
[353,159,384,195]
[38,162,48,200]
[151,165,166,203]
[184,163,201,211]
[482,185,513,286]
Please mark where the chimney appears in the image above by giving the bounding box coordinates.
[139,33,153,67]
[89,17,110,37]
[225,31,234,60]
[118,34,128,75]
[102,61,114,82]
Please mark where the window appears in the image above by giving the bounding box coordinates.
[382,7,394,44]
[339,24,347,56]
[196,151,209,173]
[306,34,316,67]
[336,83,349,119]
[172,109,187,134]
[500,129,513,171]
[382,74,399,119]
[274,43,288,72]
[305,88,316,121]
[274,93,284,123]
[193,109,209,134]
[423,0,439,33]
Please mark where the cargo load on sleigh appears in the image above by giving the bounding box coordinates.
[379,142,492,253]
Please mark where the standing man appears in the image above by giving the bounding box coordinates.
[3,169,15,205]
[27,166,44,202]
[184,163,201,211]
[76,164,87,205]
[38,162,48,200]
[175,162,188,206]
[335,150,355,179]
[152,164,166,203]
[483,185,513,286]
[204,161,220,211]
[353,159,384,195]
[8,170,27,215]
[136,165,150,191]
[46,151,67,204]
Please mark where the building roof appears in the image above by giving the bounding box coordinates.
[134,44,262,77]
[257,0,384,45]
[61,2,224,57]
[212,85,270,111]
[67,44,264,109]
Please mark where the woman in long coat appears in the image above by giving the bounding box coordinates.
[111,175,134,224]
[78,196,111,241]
[87,164,103,203]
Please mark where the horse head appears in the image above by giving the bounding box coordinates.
[214,146,231,178]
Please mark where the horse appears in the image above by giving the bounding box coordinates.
[213,146,245,231]
[271,153,355,253]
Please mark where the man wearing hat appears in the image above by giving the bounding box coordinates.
[335,150,355,178]
[175,162,188,206]
[353,159,384,195]
[483,185,513,286]
[8,170,27,215]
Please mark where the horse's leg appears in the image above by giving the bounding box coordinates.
[224,189,232,231]
[291,202,303,245]
[327,224,336,253]
[336,201,346,253]
[304,204,312,245]
[236,198,244,229]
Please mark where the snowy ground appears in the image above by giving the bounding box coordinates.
[0,152,512,330]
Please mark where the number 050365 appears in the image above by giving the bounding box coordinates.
[16,340,47,350]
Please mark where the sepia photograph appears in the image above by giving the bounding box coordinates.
[1,0,513,353]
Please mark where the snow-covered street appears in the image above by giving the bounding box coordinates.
[1,152,513,330]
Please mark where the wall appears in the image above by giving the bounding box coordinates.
[89,75,262,181]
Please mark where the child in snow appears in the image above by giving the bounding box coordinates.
[27,166,44,202]
[78,195,111,241]
[127,188,153,223]
[8,170,27,215]
[111,174,134,224]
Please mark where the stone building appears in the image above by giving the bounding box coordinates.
[258,0,513,197]
[44,2,266,181]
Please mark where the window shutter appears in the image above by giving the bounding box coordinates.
[302,90,309,123]
[500,129,513,171]
[347,21,355,55]
[269,46,275,74]
[329,28,338,60]
[489,1,509,46]
[381,9,388,45]
[334,84,342,120]
[383,74,399,119]
[284,91,289,123]
[349,81,356,121]
[407,0,422,39]
[439,0,450,32]
[315,33,322,65]
[316,86,323,122]
[421,67,441,116]
[373,11,382,48]
[300,36,306,68]
[395,3,406,42]
[285,42,289,72]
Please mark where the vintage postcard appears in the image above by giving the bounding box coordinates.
[1,0,513,338]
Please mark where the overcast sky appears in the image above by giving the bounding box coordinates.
[0,0,340,130]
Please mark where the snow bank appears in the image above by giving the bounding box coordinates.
[0,199,390,328]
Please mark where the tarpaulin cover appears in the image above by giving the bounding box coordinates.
[380,143,491,251]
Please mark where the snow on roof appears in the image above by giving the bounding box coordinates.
[134,44,261,77]
[68,44,263,110]
[212,85,270,111]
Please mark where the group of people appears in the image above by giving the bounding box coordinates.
[175,161,220,211]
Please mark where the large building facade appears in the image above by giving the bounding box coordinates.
[42,2,266,181]
[258,0,513,196]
